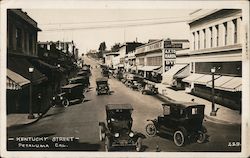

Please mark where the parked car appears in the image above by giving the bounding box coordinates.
[145,101,207,147]
[51,83,85,107]
[141,83,158,95]
[68,76,90,87]
[99,104,142,151]
[96,77,111,95]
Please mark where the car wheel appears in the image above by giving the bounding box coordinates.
[105,136,111,152]
[135,137,142,152]
[145,122,157,137]
[96,91,99,95]
[142,91,146,95]
[99,126,105,141]
[173,130,185,147]
[62,99,70,107]
[197,132,206,144]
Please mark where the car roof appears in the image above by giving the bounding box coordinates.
[61,83,83,88]
[69,76,86,80]
[96,77,108,82]
[162,101,205,109]
[106,104,133,110]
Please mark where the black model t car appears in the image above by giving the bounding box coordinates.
[68,76,90,87]
[96,77,111,95]
[145,101,207,147]
[51,83,85,107]
[99,104,142,151]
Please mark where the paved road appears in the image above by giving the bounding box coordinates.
[7,56,241,152]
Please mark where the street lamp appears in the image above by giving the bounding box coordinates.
[210,67,216,116]
[28,67,35,119]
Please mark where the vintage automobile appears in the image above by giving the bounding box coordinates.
[51,83,85,107]
[128,75,145,91]
[141,83,158,95]
[96,77,111,95]
[68,76,90,87]
[145,101,207,147]
[99,104,142,151]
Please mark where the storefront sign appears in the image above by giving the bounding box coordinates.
[164,48,176,72]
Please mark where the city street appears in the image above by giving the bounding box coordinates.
[7,56,241,152]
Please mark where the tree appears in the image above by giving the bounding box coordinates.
[98,42,106,52]
[111,43,120,52]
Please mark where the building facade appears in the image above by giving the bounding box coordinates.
[135,39,189,83]
[182,9,243,110]
[7,9,49,114]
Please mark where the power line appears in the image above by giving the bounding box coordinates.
[40,16,189,25]
[42,19,188,31]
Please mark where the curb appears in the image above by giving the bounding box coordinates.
[204,114,241,126]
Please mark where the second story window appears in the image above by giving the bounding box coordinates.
[209,27,213,48]
[16,27,22,49]
[215,25,219,47]
[233,19,237,44]
[29,33,33,54]
[193,32,195,50]
[203,29,206,49]
[197,31,200,49]
[224,22,227,46]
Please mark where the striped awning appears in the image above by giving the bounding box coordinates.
[7,69,30,90]
[207,76,242,92]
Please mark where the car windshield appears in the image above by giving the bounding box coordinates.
[109,110,132,121]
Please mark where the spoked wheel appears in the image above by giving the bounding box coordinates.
[105,136,111,152]
[173,130,185,147]
[196,132,206,143]
[62,99,70,107]
[145,122,157,137]
[135,137,142,152]
[99,126,105,141]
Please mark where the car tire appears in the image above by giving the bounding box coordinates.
[173,130,186,147]
[196,132,206,144]
[135,137,142,152]
[145,122,157,137]
[62,99,70,107]
[105,136,111,152]
[96,91,99,95]
[99,126,105,141]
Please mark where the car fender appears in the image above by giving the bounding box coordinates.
[146,119,158,125]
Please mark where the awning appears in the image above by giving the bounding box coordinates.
[138,66,161,71]
[8,56,47,85]
[174,65,190,79]
[32,59,58,69]
[182,73,205,83]
[7,69,30,90]
[207,76,242,92]
[153,66,163,74]
[162,64,188,85]
[193,74,220,85]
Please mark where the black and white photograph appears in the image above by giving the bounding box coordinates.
[0,0,249,157]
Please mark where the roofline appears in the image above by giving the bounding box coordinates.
[9,9,41,31]
[188,9,221,24]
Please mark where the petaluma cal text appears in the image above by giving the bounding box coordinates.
[18,143,49,148]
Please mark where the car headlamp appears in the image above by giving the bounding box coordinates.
[114,133,119,138]
[60,96,63,100]
[129,132,134,137]
[52,97,55,100]
[111,118,115,121]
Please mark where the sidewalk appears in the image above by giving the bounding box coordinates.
[155,83,241,125]
[7,113,41,128]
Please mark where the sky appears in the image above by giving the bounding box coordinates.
[24,9,194,55]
